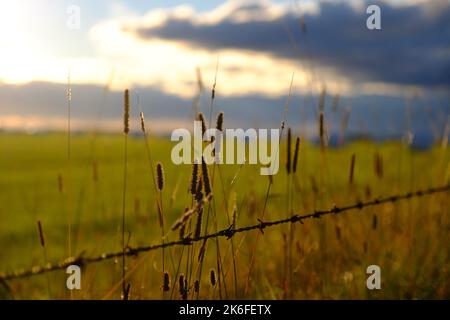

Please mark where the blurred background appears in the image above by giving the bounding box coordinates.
[0,0,448,145]
[0,1,449,300]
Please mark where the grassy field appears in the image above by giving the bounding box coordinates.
[0,132,449,299]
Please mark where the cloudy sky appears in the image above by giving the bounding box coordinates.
[0,0,448,144]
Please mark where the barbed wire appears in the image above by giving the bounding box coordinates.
[1,184,449,282]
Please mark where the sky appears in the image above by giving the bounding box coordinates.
[0,0,449,145]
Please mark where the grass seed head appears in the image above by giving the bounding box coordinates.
[194,280,200,293]
[156,162,165,191]
[201,157,212,197]
[163,272,170,292]
[293,137,300,173]
[210,269,216,286]
[179,274,185,297]
[197,112,207,137]
[319,112,325,148]
[195,179,204,203]
[179,224,186,240]
[216,112,224,132]
[349,154,356,184]
[123,89,130,135]
[139,112,146,133]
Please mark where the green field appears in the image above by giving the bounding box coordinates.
[0,133,449,299]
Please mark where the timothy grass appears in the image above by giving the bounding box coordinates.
[121,89,130,300]
[0,133,449,299]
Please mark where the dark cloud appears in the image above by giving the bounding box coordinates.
[133,0,450,87]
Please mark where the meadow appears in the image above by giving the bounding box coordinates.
[0,130,449,300]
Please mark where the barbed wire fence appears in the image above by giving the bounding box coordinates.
[1,184,449,282]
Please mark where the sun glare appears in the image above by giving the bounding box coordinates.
[0,1,45,83]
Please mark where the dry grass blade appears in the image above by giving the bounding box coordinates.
[121,88,130,300]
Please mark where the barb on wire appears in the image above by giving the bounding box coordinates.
[0,184,448,282]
